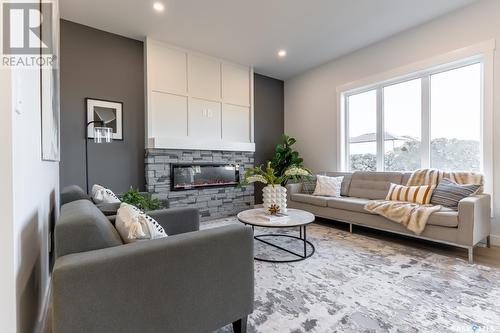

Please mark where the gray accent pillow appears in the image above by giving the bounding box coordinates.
[301,176,317,194]
[430,178,480,210]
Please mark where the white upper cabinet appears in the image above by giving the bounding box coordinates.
[150,92,188,138]
[188,54,221,101]
[189,98,222,139]
[146,38,254,151]
[222,63,250,106]
[149,42,187,94]
[222,104,250,142]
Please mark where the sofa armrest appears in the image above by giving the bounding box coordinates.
[52,224,254,333]
[458,194,491,246]
[60,185,91,206]
[286,183,303,200]
[147,207,200,235]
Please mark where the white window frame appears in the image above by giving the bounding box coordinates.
[337,40,495,197]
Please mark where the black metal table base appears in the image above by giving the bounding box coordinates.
[250,225,315,263]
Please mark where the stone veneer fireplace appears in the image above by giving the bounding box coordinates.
[145,149,254,220]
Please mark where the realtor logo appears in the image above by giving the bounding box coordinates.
[2,1,55,67]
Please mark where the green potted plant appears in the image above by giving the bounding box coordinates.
[243,134,311,214]
[121,188,164,211]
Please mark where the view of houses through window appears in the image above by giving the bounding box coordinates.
[345,62,482,172]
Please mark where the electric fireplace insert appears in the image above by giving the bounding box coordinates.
[171,164,240,191]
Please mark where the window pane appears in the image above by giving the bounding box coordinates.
[430,63,481,171]
[383,79,421,171]
[348,90,377,171]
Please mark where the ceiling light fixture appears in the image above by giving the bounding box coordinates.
[278,50,287,58]
[153,2,165,12]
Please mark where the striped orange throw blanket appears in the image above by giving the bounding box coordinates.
[364,169,483,235]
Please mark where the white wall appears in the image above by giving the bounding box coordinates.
[285,0,500,241]
[0,60,16,333]
[0,42,59,333]
[12,66,59,333]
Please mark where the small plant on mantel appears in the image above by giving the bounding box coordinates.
[121,188,163,211]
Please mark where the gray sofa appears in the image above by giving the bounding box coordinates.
[52,187,254,333]
[286,171,491,263]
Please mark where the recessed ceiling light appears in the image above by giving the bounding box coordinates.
[153,2,165,12]
[278,50,287,58]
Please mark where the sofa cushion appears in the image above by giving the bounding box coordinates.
[56,199,123,259]
[96,202,122,216]
[91,184,121,204]
[401,172,412,186]
[312,175,343,197]
[430,178,481,210]
[301,176,317,194]
[290,193,328,207]
[427,208,458,228]
[386,183,436,204]
[115,203,168,243]
[348,171,403,200]
[320,172,353,196]
[326,197,371,213]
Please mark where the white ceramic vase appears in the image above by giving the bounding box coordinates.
[262,184,287,214]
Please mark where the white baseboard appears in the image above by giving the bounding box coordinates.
[490,234,500,247]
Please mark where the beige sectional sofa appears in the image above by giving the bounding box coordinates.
[286,171,491,263]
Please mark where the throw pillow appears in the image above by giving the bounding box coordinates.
[430,178,480,210]
[312,175,343,197]
[386,183,435,205]
[301,176,317,194]
[115,203,167,243]
[92,184,121,204]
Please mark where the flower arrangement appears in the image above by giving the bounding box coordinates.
[242,161,311,186]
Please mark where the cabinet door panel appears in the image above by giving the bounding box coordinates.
[189,98,222,139]
[151,92,188,137]
[222,104,250,142]
[150,43,187,94]
[188,55,221,100]
[222,64,250,106]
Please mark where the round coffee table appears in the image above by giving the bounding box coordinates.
[237,208,315,263]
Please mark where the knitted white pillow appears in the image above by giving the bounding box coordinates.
[312,175,343,197]
[92,184,121,204]
[115,203,167,243]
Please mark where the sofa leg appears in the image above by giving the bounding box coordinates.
[349,223,353,233]
[233,316,248,333]
[467,247,474,264]
[486,235,491,248]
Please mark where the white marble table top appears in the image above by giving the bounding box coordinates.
[237,208,315,228]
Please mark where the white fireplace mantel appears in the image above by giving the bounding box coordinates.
[147,137,255,152]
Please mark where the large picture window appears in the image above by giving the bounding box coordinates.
[342,61,483,173]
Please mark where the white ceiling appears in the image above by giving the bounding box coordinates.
[60,0,476,80]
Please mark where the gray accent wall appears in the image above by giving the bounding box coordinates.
[59,21,284,199]
[253,73,285,204]
[60,20,145,193]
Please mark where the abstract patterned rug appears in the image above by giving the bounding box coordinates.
[203,217,500,333]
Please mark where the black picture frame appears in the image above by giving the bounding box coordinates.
[85,97,124,141]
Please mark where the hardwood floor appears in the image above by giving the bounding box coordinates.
[315,217,500,268]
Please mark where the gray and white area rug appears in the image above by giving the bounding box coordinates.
[203,217,500,333]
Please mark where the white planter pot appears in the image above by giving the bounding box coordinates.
[262,184,287,214]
